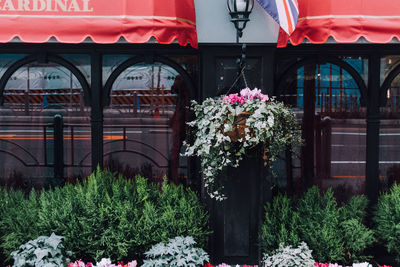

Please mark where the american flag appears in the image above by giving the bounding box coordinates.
[257,0,299,35]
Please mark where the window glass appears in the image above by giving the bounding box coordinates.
[103,55,132,86]
[0,61,91,189]
[380,57,400,190]
[60,54,91,85]
[103,60,195,185]
[277,58,367,201]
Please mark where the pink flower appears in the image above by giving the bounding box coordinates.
[224,93,247,105]
[127,261,137,267]
[68,260,89,267]
[223,88,269,105]
[259,94,269,102]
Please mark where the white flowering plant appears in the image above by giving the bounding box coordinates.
[184,88,301,200]
[263,242,315,267]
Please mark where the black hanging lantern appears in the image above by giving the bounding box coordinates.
[227,0,254,43]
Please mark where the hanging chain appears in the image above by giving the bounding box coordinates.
[225,44,248,95]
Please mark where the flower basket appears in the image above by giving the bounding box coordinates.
[223,111,251,142]
[184,88,302,200]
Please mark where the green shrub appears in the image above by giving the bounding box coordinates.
[0,169,210,264]
[0,189,40,263]
[374,183,400,262]
[260,194,300,254]
[261,186,374,264]
[297,187,344,262]
[340,196,374,263]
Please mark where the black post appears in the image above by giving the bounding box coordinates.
[53,114,64,187]
[209,147,267,265]
[301,63,316,189]
[366,54,380,207]
[91,52,103,171]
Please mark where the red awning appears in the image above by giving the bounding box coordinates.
[0,0,198,48]
[278,0,400,47]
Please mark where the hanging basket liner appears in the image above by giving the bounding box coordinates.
[224,112,251,142]
[278,0,400,47]
[0,0,198,48]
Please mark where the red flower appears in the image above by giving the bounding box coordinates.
[204,263,214,267]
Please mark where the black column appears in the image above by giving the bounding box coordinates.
[90,52,103,171]
[366,54,380,207]
[53,114,64,187]
[209,148,266,265]
[301,63,316,189]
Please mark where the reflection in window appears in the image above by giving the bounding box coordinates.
[60,54,91,85]
[380,57,400,190]
[107,63,180,118]
[103,55,133,86]
[381,56,400,119]
[0,60,91,190]
[0,54,27,77]
[281,61,365,119]
[278,59,367,200]
[3,62,88,115]
[103,61,193,185]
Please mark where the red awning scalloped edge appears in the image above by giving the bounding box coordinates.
[0,15,198,48]
[278,16,400,48]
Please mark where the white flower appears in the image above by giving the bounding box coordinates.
[352,263,372,267]
[267,116,274,127]
[96,258,112,267]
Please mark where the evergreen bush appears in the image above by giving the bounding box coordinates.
[340,196,374,263]
[373,183,400,262]
[297,187,344,262]
[0,169,210,264]
[0,189,40,263]
[260,186,374,264]
[260,194,300,254]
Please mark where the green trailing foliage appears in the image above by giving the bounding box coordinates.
[0,169,210,264]
[373,183,400,262]
[260,187,374,264]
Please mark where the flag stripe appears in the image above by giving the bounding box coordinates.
[275,0,289,34]
[256,0,280,24]
[257,0,299,36]
[283,0,294,34]
[288,0,299,22]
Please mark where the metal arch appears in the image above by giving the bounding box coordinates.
[103,54,197,107]
[79,150,167,168]
[0,149,34,167]
[0,139,40,165]
[103,139,169,162]
[0,54,91,106]
[381,62,400,107]
[276,56,368,107]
